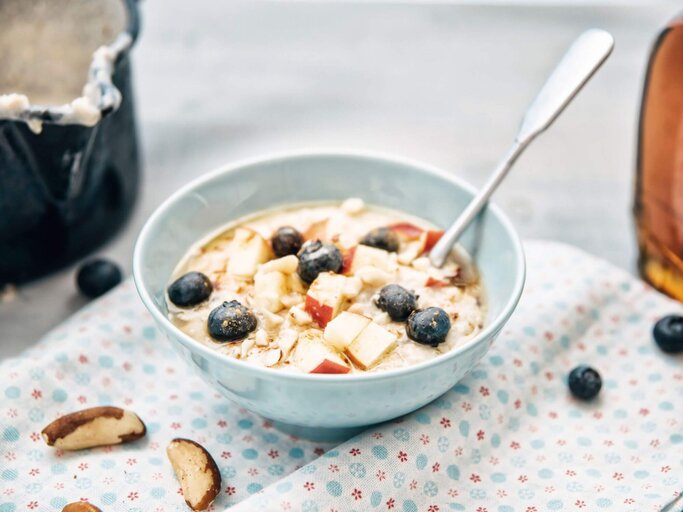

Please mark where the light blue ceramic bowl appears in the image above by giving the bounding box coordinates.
[133,151,525,439]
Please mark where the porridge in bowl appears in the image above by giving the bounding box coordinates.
[167,199,485,374]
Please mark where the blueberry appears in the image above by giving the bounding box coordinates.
[76,258,122,298]
[168,271,213,307]
[406,307,451,346]
[653,315,683,353]
[568,365,602,400]
[360,227,400,253]
[375,284,417,321]
[296,240,343,283]
[208,300,257,342]
[271,226,304,258]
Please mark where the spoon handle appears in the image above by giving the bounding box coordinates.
[429,29,614,267]
[516,28,614,143]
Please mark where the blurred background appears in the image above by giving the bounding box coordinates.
[0,0,678,355]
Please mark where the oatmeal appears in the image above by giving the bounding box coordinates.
[167,199,485,374]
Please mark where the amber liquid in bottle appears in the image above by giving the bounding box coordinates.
[635,14,683,300]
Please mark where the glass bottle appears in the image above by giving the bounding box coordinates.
[634,13,683,300]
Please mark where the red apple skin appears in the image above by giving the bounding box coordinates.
[305,295,334,327]
[389,222,423,239]
[425,276,449,287]
[423,230,445,253]
[310,359,350,374]
[341,246,357,274]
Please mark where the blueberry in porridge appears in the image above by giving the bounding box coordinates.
[167,198,485,374]
[168,272,213,307]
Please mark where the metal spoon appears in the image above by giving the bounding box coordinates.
[429,29,615,267]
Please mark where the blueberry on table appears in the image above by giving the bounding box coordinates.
[568,365,602,400]
[168,271,213,307]
[406,307,451,346]
[375,284,417,321]
[653,314,683,353]
[271,226,304,258]
[76,259,122,298]
[297,240,343,283]
[208,300,257,342]
[360,227,400,253]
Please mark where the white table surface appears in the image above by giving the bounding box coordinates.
[0,1,678,358]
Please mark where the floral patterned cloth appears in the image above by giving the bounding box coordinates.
[1,241,682,512]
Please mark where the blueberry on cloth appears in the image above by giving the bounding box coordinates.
[653,314,683,353]
[76,259,122,298]
[568,365,602,400]
[406,307,451,346]
[208,300,257,342]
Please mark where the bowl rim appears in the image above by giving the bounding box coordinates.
[133,148,526,383]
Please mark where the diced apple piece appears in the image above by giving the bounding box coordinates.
[228,228,272,278]
[411,257,431,271]
[397,234,427,265]
[280,293,303,308]
[305,296,333,328]
[305,272,347,327]
[311,359,350,374]
[341,246,357,274]
[346,322,397,370]
[349,244,390,274]
[423,230,444,253]
[373,312,391,325]
[288,273,306,294]
[355,266,393,287]
[304,219,329,240]
[260,255,298,274]
[341,276,363,299]
[294,330,350,374]
[391,224,443,257]
[390,222,424,239]
[425,276,449,287]
[335,233,360,251]
[346,302,367,315]
[254,271,287,313]
[323,312,371,351]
